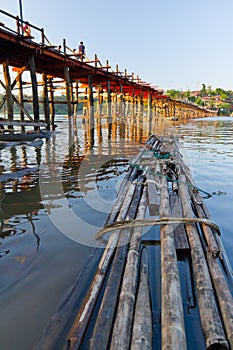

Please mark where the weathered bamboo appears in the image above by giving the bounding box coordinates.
[130,248,152,350]
[110,188,148,350]
[185,168,233,287]
[67,181,139,350]
[179,174,229,350]
[147,170,160,216]
[207,250,233,348]
[182,163,220,257]
[160,175,187,350]
[170,191,189,252]
[105,135,156,226]
[90,176,145,349]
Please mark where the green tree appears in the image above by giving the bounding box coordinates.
[200,83,207,97]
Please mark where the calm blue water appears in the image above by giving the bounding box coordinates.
[0,115,232,349]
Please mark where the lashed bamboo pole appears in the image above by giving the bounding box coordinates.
[182,163,220,257]
[110,188,148,350]
[90,176,145,350]
[106,135,156,226]
[160,175,187,350]
[130,248,152,350]
[67,182,138,350]
[207,250,233,348]
[179,174,229,350]
[189,181,233,288]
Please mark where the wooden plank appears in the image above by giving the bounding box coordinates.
[147,173,160,216]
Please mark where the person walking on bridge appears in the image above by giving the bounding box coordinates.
[22,21,31,37]
[78,41,85,61]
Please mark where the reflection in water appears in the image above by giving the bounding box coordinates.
[0,115,232,350]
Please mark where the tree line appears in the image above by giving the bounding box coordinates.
[166,84,233,115]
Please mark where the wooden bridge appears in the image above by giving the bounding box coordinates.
[0,9,216,133]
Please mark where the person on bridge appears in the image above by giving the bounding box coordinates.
[78,41,85,61]
[22,22,31,37]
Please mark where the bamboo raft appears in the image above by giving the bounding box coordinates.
[36,135,233,350]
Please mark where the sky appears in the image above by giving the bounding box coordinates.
[1,0,233,92]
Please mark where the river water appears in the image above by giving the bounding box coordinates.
[0,115,232,350]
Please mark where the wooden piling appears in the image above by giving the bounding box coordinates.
[48,78,55,130]
[64,66,72,118]
[28,55,40,128]
[88,74,95,131]
[107,80,112,122]
[42,73,50,130]
[3,59,14,127]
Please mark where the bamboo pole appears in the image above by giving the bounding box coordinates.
[67,181,140,350]
[90,176,145,349]
[178,174,229,350]
[182,163,220,257]
[105,135,156,226]
[207,251,233,348]
[110,188,148,350]
[130,248,152,350]
[160,175,187,350]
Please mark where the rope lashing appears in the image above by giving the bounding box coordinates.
[95,217,221,240]
[129,163,212,198]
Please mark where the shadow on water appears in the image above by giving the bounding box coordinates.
[0,115,232,349]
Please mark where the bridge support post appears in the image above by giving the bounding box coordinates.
[17,74,25,133]
[3,59,14,128]
[74,82,79,116]
[42,73,50,130]
[64,66,72,118]
[107,80,112,120]
[107,80,112,138]
[148,93,152,134]
[88,74,95,130]
[48,78,55,130]
[119,84,125,118]
[28,55,40,129]
[97,85,103,116]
